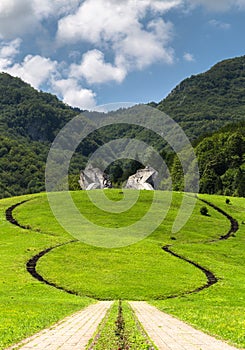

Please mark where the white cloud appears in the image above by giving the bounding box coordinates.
[0,38,97,109]
[32,0,81,19]
[70,49,127,84]
[0,38,21,58]
[0,0,242,41]
[0,0,179,108]
[5,55,57,89]
[183,52,195,62]
[57,0,180,44]
[115,23,174,70]
[0,0,81,39]
[147,0,182,12]
[0,0,36,39]
[52,78,96,110]
[185,0,245,12]
[209,19,231,30]
[57,0,134,44]
[0,40,57,91]
[0,38,21,70]
[57,0,175,82]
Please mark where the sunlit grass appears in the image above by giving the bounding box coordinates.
[152,194,245,348]
[1,190,244,348]
[0,195,93,350]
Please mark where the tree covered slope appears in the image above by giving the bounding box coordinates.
[196,123,245,196]
[0,55,244,197]
[0,73,79,142]
[0,73,87,197]
[171,121,245,196]
[155,56,245,139]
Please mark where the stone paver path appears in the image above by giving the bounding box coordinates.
[7,301,112,350]
[130,301,239,350]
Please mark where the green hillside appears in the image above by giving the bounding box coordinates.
[0,55,245,198]
[171,122,245,197]
[155,55,245,139]
[0,73,93,197]
[0,73,79,142]
[196,125,245,196]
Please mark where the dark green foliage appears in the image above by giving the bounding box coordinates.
[0,135,47,197]
[0,73,88,197]
[1,55,245,198]
[0,74,168,197]
[196,129,245,196]
[105,159,144,186]
[200,206,208,216]
[156,56,245,140]
[171,125,245,196]
[0,73,78,142]
[157,55,245,197]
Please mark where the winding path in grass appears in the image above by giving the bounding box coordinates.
[200,198,239,240]
[6,200,80,296]
[5,197,239,300]
[26,241,79,296]
[5,200,31,229]
[161,245,218,299]
[161,197,239,299]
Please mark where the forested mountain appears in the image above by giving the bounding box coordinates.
[0,55,244,198]
[0,73,87,197]
[154,55,245,140]
[0,74,149,196]
[0,73,79,142]
[171,122,245,196]
[197,124,245,196]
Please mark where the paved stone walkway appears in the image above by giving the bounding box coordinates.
[130,301,239,350]
[7,301,112,350]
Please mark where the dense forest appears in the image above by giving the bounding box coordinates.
[0,55,244,198]
[171,122,245,196]
[154,55,245,140]
[197,126,245,196]
[0,73,94,196]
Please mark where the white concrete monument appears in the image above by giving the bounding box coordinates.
[125,166,158,190]
[79,165,112,190]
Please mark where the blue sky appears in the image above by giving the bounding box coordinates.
[0,0,244,110]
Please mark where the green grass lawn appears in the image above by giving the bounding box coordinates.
[152,194,245,348]
[0,195,93,350]
[14,190,224,300]
[0,190,244,348]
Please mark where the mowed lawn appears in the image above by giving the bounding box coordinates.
[0,190,244,348]
[0,195,93,350]
[152,194,245,349]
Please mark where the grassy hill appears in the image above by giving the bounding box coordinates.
[0,190,245,348]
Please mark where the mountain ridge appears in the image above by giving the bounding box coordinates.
[0,54,244,197]
[155,55,245,139]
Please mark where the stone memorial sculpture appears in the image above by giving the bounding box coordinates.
[79,165,112,190]
[125,166,158,190]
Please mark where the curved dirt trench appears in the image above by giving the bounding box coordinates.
[5,199,79,296]
[161,197,239,299]
[5,197,239,300]
[26,242,79,296]
[5,200,31,229]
